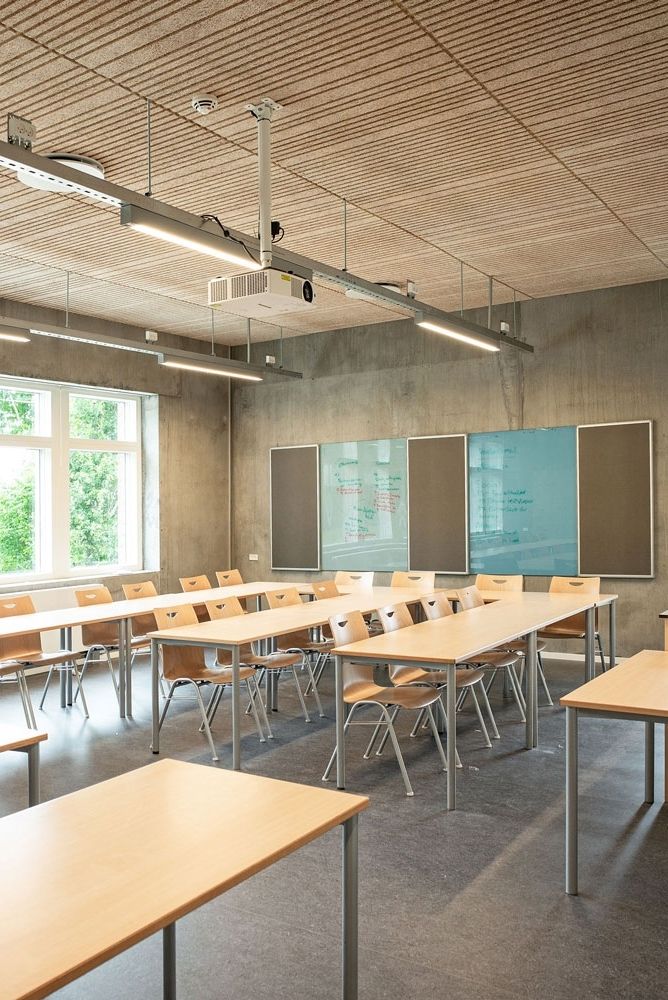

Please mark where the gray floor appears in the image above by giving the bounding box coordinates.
[1,656,667,1000]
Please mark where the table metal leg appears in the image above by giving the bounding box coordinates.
[118,620,126,720]
[645,721,655,804]
[124,618,133,717]
[608,601,616,671]
[151,639,160,754]
[585,607,595,682]
[565,706,578,895]
[342,815,358,1000]
[163,923,176,1000]
[446,663,457,810]
[59,627,68,708]
[26,743,40,807]
[335,655,346,789]
[526,630,538,750]
[232,646,241,770]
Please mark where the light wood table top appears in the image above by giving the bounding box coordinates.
[148,586,427,647]
[445,588,618,607]
[561,649,668,716]
[0,725,48,752]
[0,759,367,1000]
[332,593,600,664]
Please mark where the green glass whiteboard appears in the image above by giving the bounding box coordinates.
[320,438,408,571]
[469,426,577,576]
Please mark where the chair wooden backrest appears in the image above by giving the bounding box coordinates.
[377,602,414,633]
[265,588,302,609]
[456,586,485,611]
[215,569,243,587]
[328,611,374,692]
[390,570,436,591]
[420,592,454,620]
[153,605,206,680]
[179,575,212,593]
[122,580,158,638]
[205,597,252,665]
[548,576,600,632]
[75,586,119,648]
[0,594,42,661]
[334,571,374,590]
[312,580,340,600]
[475,574,523,592]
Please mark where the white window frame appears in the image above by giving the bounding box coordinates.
[0,375,143,584]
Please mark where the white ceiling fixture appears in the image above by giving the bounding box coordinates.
[345,282,402,302]
[416,316,501,353]
[191,94,219,115]
[16,153,105,193]
[0,324,30,343]
[120,204,263,271]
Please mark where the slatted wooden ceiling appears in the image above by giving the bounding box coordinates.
[0,0,666,344]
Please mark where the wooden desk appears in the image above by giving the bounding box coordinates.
[0,725,47,807]
[148,587,428,769]
[0,581,308,720]
[333,592,600,810]
[561,649,668,895]
[0,759,367,1000]
[446,589,619,674]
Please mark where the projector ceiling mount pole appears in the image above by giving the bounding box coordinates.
[246,98,281,269]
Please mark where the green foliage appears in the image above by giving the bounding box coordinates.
[69,395,118,441]
[0,454,35,573]
[0,389,35,435]
[69,450,119,567]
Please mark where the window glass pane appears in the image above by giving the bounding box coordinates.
[0,447,38,573]
[0,387,44,435]
[69,395,137,442]
[69,450,120,566]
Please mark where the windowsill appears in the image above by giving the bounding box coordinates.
[0,567,160,593]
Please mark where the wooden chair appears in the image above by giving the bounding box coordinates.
[539,576,606,674]
[179,575,212,622]
[215,569,243,587]
[122,580,165,696]
[312,580,340,600]
[377,600,496,750]
[0,595,83,725]
[455,587,526,720]
[390,570,436,591]
[334,571,374,590]
[0,725,47,806]
[264,588,327,718]
[322,611,448,796]
[475,574,523,592]
[306,580,341,691]
[474,574,552,705]
[153,604,265,760]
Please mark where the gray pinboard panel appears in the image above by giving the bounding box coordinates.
[578,421,653,577]
[270,445,319,570]
[408,435,468,573]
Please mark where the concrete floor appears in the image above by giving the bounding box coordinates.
[1,656,666,1000]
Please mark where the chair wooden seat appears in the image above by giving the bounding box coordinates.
[16,648,83,667]
[196,664,257,684]
[344,680,444,710]
[461,649,522,669]
[538,625,586,639]
[506,638,548,653]
[390,665,486,688]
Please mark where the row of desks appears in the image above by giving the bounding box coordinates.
[149,586,618,812]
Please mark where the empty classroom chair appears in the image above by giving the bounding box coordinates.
[322,610,448,796]
[264,588,327,718]
[390,570,436,591]
[539,576,606,674]
[475,574,523,592]
[179,574,212,622]
[215,569,243,587]
[122,580,164,694]
[334,571,374,590]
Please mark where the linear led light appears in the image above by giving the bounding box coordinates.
[30,329,156,354]
[158,355,263,382]
[120,204,263,270]
[0,152,121,206]
[416,318,500,353]
[0,325,30,343]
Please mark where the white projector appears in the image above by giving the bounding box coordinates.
[208,269,315,317]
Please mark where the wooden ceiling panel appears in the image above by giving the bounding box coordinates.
[0,2,667,345]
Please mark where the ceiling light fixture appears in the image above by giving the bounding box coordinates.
[16,153,105,193]
[416,317,501,353]
[120,204,263,270]
[158,355,263,382]
[0,148,120,206]
[0,325,30,343]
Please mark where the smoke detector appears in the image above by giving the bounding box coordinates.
[191,94,219,115]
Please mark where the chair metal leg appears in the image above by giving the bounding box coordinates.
[372,705,400,758]
[323,702,361,781]
[507,664,527,720]
[410,707,426,737]
[425,704,448,771]
[484,668,499,696]
[470,686,492,748]
[17,671,37,729]
[537,653,554,706]
[245,666,266,715]
[191,680,219,761]
[291,665,311,723]
[71,663,89,719]
[379,705,414,797]
[251,674,273,738]
[596,633,606,674]
[38,667,55,710]
[303,654,325,717]
[477,679,500,739]
[246,678,266,742]
[201,685,224,730]
[158,681,178,732]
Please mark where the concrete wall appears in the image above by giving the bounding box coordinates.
[0,300,230,598]
[231,278,668,656]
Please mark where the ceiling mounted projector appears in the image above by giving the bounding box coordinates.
[208,269,315,318]
[15,153,105,192]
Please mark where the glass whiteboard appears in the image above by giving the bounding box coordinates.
[320,438,408,571]
[469,427,577,576]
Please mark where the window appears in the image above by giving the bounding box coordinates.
[0,378,143,582]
